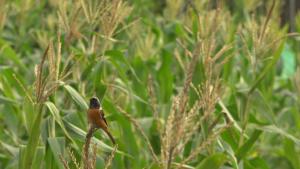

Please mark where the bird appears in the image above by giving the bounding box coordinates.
[87,97,115,144]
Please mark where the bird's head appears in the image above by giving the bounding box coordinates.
[89,97,101,109]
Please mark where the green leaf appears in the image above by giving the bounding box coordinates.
[0,95,18,104]
[44,101,74,143]
[0,141,18,156]
[31,146,45,169]
[21,105,43,169]
[64,85,87,126]
[248,124,300,145]
[248,157,270,169]
[102,98,139,161]
[196,153,227,169]
[113,79,148,104]
[47,137,65,169]
[64,85,88,110]
[18,145,26,169]
[105,50,142,83]
[283,138,300,169]
[157,49,173,102]
[22,97,35,133]
[236,130,262,160]
[0,39,26,71]
[220,141,239,169]
[250,90,274,124]
[249,41,285,94]
[105,50,129,83]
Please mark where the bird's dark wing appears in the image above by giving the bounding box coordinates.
[100,109,108,126]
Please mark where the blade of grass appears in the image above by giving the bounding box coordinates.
[248,124,300,145]
[64,85,88,110]
[236,130,262,160]
[45,101,75,143]
[195,153,227,169]
[47,137,65,169]
[248,41,285,94]
[21,105,43,169]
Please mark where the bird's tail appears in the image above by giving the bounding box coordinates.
[104,129,116,145]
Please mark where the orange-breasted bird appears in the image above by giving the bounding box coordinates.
[87,97,115,144]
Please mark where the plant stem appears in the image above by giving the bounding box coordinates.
[84,126,95,169]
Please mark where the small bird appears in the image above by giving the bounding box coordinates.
[87,97,115,144]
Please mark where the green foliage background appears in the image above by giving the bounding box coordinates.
[0,0,300,169]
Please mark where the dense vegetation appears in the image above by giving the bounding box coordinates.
[0,0,300,169]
